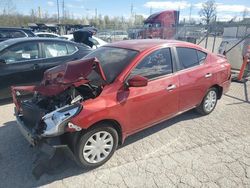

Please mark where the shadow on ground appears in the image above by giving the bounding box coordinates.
[0,110,200,187]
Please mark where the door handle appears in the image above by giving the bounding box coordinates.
[33,64,40,70]
[166,84,176,91]
[205,73,212,78]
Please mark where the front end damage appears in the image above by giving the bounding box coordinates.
[12,58,106,179]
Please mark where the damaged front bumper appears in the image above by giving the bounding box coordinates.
[15,108,80,179]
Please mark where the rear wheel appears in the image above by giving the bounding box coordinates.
[196,88,218,115]
[75,125,118,169]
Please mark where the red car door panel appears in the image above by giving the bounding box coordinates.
[177,64,214,111]
[175,48,214,111]
[121,75,179,134]
[119,47,179,134]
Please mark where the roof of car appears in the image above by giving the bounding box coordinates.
[0,37,74,44]
[0,37,80,51]
[35,32,59,35]
[0,27,33,31]
[105,39,194,52]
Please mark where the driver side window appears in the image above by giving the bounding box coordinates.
[130,48,173,79]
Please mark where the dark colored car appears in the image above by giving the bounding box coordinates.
[12,39,231,178]
[0,27,36,42]
[0,38,92,100]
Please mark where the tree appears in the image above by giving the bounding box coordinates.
[242,8,249,20]
[199,0,217,25]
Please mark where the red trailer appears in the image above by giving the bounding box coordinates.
[140,10,179,39]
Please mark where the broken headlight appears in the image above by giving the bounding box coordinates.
[41,103,82,137]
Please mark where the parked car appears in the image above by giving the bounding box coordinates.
[60,34,107,49]
[107,30,128,42]
[35,32,60,38]
[0,38,92,100]
[97,30,128,43]
[12,39,231,177]
[96,31,111,41]
[0,27,36,42]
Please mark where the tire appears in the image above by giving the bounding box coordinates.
[75,124,118,169]
[196,87,218,115]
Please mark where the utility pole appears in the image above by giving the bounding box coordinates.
[38,6,41,19]
[189,4,192,23]
[95,8,97,20]
[62,0,64,22]
[130,3,133,17]
[57,0,60,24]
[150,6,152,15]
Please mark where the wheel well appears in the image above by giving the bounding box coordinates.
[87,119,123,145]
[211,84,223,99]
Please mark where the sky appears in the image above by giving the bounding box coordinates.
[1,0,250,22]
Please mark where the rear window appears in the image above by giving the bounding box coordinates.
[197,50,207,64]
[176,47,207,69]
[43,42,68,58]
[66,43,77,54]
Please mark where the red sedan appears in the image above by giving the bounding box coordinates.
[12,39,231,174]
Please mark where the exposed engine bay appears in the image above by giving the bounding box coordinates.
[11,58,107,179]
[12,57,107,140]
[31,83,101,112]
[19,83,102,138]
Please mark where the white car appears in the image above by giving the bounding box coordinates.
[60,34,107,49]
[35,32,60,38]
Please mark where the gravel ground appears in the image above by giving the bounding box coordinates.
[0,81,250,188]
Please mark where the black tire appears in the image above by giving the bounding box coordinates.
[196,87,218,115]
[75,124,118,169]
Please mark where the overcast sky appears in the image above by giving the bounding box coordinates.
[2,0,250,21]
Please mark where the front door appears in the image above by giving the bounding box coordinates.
[121,48,179,134]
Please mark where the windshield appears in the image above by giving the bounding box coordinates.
[84,46,138,83]
[144,23,161,28]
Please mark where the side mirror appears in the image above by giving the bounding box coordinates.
[127,75,148,87]
[0,59,6,65]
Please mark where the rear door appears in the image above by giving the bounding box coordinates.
[174,47,214,111]
[0,41,43,99]
[123,48,179,133]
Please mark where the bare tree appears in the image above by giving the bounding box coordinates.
[242,8,249,20]
[199,0,217,25]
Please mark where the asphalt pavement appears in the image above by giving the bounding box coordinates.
[0,81,250,188]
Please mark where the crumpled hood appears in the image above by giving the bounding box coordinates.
[42,57,107,85]
[12,58,107,110]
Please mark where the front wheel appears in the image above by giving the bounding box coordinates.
[75,125,118,169]
[196,88,218,115]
